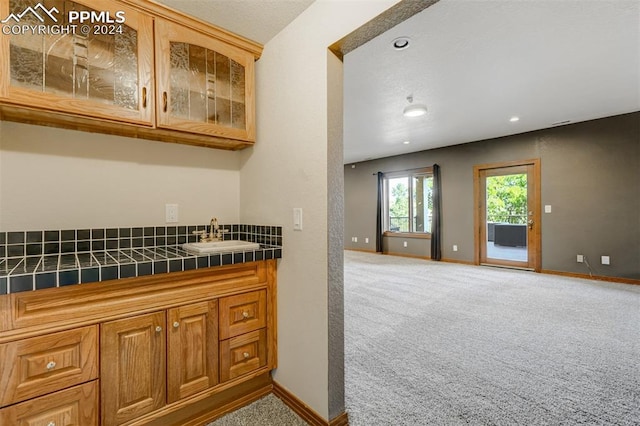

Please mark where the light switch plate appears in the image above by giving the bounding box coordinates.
[293,208,303,231]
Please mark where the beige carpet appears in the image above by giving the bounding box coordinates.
[344,251,640,425]
[207,394,306,425]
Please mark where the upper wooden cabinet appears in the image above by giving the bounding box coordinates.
[0,0,262,150]
[0,0,154,125]
[155,18,255,142]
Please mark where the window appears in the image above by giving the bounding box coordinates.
[384,167,433,234]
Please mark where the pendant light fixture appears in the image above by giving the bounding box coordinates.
[403,94,427,117]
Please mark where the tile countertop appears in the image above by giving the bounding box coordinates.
[0,244,282,295]
[0,224,283,295]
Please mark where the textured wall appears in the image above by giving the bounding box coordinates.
[344,112,640,280]
[327,50,345,420]
[0,122,241,230]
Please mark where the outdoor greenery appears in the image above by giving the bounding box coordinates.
[486,174,527,224]
[388,176,433,232]
[389,179,409,231]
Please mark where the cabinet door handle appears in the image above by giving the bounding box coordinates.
[46,361,56,370]
[155,326,162,333]
[142,87,147,108]
[163,92,168,112]
[173,321,180,328]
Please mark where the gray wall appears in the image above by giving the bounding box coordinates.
[344,112,640,280]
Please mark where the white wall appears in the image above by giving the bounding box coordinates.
[239,0,399,419]
[0,122,241,230]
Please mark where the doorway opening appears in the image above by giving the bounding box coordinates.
[474,159,541,271]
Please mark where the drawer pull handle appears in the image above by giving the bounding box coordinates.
[242,311,250,319]
[155,326,162,333]
[46,361,56,370]
[243,352,250,359]
[173,321,180,328]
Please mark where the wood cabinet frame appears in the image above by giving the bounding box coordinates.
[0,0,155,125]
[0,260,277,426]
[155,19,256,142]
[0,0,263,151]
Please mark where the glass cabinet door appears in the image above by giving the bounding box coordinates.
[155,19,255,142]
[0,0,154,125]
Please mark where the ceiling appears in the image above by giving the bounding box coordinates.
[343,0,640,163]
[155,0,639,165]
[155,0,314,45]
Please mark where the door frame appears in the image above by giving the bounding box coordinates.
[473,159,541,272]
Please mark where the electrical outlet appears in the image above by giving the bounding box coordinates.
[601,255,610,265]
[354,237,358,243]
[577,254,584,263]
[403,241,408,248]
[165,204,178,223]
[453,245,458,252]
[365,238,369,244]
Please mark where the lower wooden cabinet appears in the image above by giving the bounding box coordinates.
[101,312,167,426]
[0,260,277,426]
[167,300,219,403]
[0,326,98,407]
[0,381,98,426]
[220,328,267,382]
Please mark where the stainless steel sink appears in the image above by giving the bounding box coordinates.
[181,240,260,254]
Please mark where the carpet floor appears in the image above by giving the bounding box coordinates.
[207,394,307,425]
[344,251,640,425]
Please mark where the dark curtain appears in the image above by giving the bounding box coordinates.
[376,172,384,253]
[430,164,442,260]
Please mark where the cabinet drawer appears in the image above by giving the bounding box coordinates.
[220,329,267,382]
[219,290,266,340]
[0,326,98,407]
[0,380,98,426]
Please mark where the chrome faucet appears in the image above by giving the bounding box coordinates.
[210,217,219,240]
[192,217,228,242]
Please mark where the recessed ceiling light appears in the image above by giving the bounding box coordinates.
[404,104,428,117]
[403,94,427,117]
[392,37,411,50]
[509,116,520,122]
[403,141,410,145]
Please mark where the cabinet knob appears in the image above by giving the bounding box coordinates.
[46,361,56,370]
[173,321,180,328]
[47,422,56,426]
[243,352,250,359]
[242,311,250,319]
[155,326,162,333]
